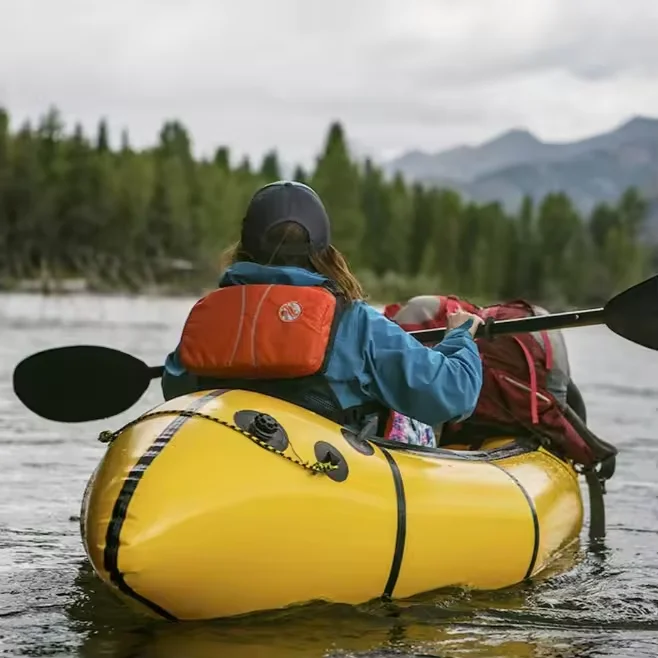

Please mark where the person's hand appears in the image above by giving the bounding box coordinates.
[446,310,484,338]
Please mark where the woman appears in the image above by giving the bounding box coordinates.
[162,180,484,446]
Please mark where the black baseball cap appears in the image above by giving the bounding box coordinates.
[241,181,331,259]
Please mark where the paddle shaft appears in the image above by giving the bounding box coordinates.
[410,308,605,344]
[149,366,165,378]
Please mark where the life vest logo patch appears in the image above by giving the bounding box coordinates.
[278,301,302,322]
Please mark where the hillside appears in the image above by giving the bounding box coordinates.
[384,117,658,235]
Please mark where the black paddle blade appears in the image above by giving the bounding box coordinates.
[13,346,154,422]
[604,275,658,351]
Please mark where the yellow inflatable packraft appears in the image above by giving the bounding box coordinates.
[80,388,583,621]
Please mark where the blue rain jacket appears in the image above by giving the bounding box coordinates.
[163,262,483,426]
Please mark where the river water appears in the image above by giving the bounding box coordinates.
[0,292,656,658]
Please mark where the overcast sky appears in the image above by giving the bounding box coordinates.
[2,0,658,168]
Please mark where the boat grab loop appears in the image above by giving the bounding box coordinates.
[97,409,339,475]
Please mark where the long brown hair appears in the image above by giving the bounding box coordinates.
[220,222,364,302]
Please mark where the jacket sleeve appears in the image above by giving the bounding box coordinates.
[361,305,483,426]
[162,346,202,400]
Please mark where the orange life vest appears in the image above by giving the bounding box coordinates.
[178,283,343,380]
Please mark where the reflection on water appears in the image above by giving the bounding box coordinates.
[1,293,657,657]
[14,548,653,658]
[29,555,626,658]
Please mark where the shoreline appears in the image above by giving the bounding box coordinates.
[0,276,212,299]
[0,277,585,312]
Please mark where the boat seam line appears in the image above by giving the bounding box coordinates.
[378,446,407,600]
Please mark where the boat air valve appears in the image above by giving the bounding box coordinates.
[233,409,289,452]
[250,413,279,441]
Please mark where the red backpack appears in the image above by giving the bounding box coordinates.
[384,297,596,467]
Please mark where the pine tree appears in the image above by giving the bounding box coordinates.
[311,122,366,266]
[293,165,308,184]
[96,119,110,153]
[214,146,230,171]
[259,150,281,181]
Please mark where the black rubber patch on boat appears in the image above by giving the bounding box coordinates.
[379,446,407,600]
[490,462,540,579]
[103,389,226,621]
[314,441,349,483]
[341,428,375,456]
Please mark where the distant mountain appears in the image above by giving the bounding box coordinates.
[383,116,658,236]
[390,128,548,183]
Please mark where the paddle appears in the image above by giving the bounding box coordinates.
[12,275,658,423]
[12,345,165,423]
[411,273,658,348]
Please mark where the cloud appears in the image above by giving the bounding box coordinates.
[1,0,658,166]
[387,0,658,85]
